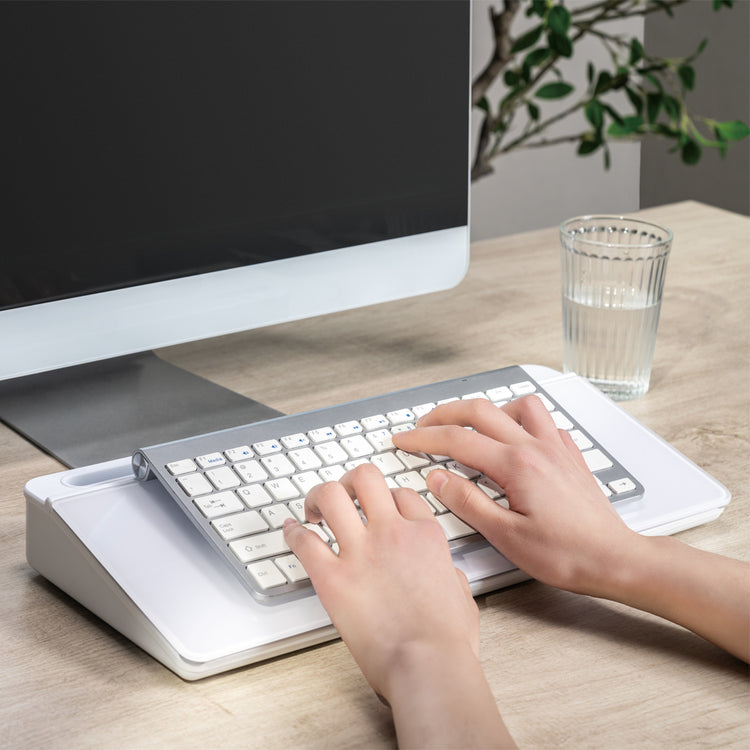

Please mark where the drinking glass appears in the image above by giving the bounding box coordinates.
[560,215,672,400]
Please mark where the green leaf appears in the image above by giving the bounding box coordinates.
[527,101,541,121]
[504,69,520,87]
[524,47,552,69]
[629,38,644,66]
[578,138,600,156]
[625,86,643,117]
[681,139,702,165]
[712,0,733,9]
[646,92,662,123]
[714,120,750,141]
[602,103,624,126]
[587,62,595,84]
[608,116,643,137]
[548,30,573,58]
[594,71,612,96]
[662,95,681,121]
[585,100,604,130]
[678,64,696,91]
[547,5,571,35]
[511,25,543,54]
[476,97,490,113]
[527,0,548,18]
[535,81,574,99]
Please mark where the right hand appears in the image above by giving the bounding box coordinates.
[392,395,640,598]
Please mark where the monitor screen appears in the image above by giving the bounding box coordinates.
[1,0,471,382]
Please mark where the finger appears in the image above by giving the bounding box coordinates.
[390,487,435,521]
[426,468,517,540]
[283,518,337,583]
[412,398,529,443]
[339,463,398,524]
[393,423,507,481]
[304,480,366,541]
[499,395,560,439]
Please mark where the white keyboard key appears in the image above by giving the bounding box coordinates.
[446,460,481,480]
[318,464,346,482]
[608,477,636,495]
[252,439,282,456]
[536,393,555,411]
[365,428,394,452]
[193,490,245,518]
[280,433,309,449]
[582,448,613,473]
[229,530,290,563]
[461,392,488,401]
[412,402,436,419]
[568,430,593,451]
[361,414,389,430]
[288,447,323,471]
[436,513,476,540]
[334,420,363,437]
[292,471,324,495]
[260,453,295,478]
[390,423,414,435]
[275,554,309,583]
[477,476,504,499]
[211,510,268,539]
[234,460,269,484]
[224,445,253,462]
[195,452,225,469]
[371,451,407,476]
[550,411,574,430]
[437,397,459,405]
[314,441,349,465]
[177,473,213,497]
[166,458,197,476]
[395,471,428,493]
[344,458,370,471]
[304,523,330,543]
[395,449,430,470]
[340,435,374,458]
[247,559,287,590]
[486,385,512,402]
[386,408,415,425]
[308,426,336,443]
[205,465,241,491]
[288,499,307,522]
[425,491,447,513]
[261,503,296,528]
[237,484,274,508]
[510,380,536,396]
[265,477,299,501]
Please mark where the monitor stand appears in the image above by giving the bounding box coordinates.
[0,351,284,468]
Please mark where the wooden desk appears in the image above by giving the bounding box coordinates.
[3,201,748,748]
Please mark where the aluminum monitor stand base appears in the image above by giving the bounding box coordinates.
[0,351,283,468]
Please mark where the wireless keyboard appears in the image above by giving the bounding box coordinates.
[132,366,643,602]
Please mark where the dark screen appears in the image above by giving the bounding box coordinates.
[1,1,469,310]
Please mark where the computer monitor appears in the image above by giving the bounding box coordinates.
[0,0,471,467]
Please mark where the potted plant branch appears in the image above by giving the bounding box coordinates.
[472,0,750,182]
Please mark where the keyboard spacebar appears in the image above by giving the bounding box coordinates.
[229,530,290,563]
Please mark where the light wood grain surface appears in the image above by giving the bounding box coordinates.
[2,201,748,749]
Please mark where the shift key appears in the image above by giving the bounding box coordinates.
[229,530,290,563]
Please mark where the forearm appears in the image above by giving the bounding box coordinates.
[386,643,516,750]
[600,535,750,662]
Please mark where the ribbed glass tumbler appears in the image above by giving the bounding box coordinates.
[560,216,672,400]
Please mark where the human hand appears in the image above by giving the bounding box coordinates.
[392,395,639,599]
[282,463,480,702]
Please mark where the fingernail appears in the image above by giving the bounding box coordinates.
[426,469,448,496]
